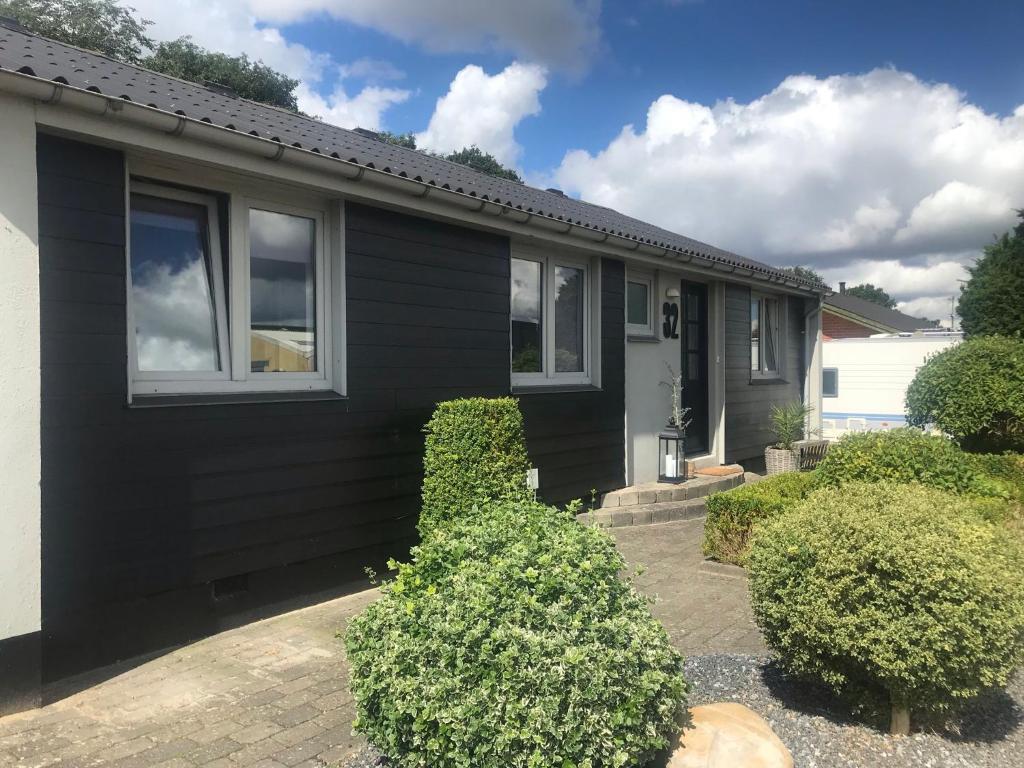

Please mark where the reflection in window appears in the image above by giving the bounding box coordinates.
[626,280,649,327]
[751,294,781,375]
[554,266,584,372]
[511,258,542,372]
[249,209,316,373]
[750,298,760,372]
[130,194,221,371]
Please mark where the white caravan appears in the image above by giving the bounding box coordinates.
[821,331,963,439]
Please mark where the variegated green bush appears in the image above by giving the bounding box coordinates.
[345,501,687,768]
[419,397,532,537]
[748,481,1024,732]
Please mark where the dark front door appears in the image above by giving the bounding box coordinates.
[680,281,710,455]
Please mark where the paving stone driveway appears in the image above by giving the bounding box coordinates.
[0,518,761,767]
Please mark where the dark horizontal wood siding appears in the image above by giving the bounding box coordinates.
[520,257,626,504]
[724,284,807,463]
[37,134,626,681]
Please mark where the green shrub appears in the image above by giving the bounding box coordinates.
[345,501,687,768]
[420,397,531,536]
[748,482,1024,732]
[966,453,1024,501]
[814,428,982,494]
[702,472,817,566]
[906,335,1024,453]
[768,401,814,450]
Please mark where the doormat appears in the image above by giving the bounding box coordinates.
[695,465,743,476]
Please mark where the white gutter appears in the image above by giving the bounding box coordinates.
[0,68,826,295]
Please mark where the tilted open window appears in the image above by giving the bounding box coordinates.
[510,245,598,387]
[750,292,786,379]
[127,175,342,398]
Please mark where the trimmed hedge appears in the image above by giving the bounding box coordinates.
[748,482,1024,730]
[906,335,1024,453]
[345,501,687,768]
[814,428,983,495]
[702,472,817,566]
[420,397,531,536]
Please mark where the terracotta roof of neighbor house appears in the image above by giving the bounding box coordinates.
[825,292,938,333]
[0,21,828,292]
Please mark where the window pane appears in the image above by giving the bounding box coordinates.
[130,194,220,372]
[249,209,316,373]
[750,298,760,371]
[626,280,649,326]
[511,258,542,373]
[764,299,779,372]
[554,265,584,373]
[823,368,839,397]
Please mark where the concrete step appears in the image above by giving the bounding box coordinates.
[600,472,743,509]
[577,497,707,528]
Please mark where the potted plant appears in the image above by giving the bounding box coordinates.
[659,364,692,482]
[765,401,814,475]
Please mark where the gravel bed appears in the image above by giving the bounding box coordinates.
[342,654,1024,768]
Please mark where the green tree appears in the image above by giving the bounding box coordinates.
[785,265,826,285]
[142,37,300,111]
[846,283,896,309]
[377,130,417,149]
[2,0,302,111]
[0,0,152,63]
[377,133,523,184]
[443,145,523,183]
[957,212,1024,337]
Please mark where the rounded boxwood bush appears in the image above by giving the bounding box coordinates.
[748,482,1024,731]
[346,501,687,767]
[906,335,1024,453]
[420,397,531,536]
[814,428,982,494]
[702,471,817,566]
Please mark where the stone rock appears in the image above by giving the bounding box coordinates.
[667,703,793,768]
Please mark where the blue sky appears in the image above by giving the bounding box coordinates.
[284,0,1024,172]
[126,0,1024,322]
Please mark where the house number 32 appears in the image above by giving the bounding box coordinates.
[662,302,679,339]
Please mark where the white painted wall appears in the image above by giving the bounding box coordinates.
[821,333,962,435]
[0,94,40,641]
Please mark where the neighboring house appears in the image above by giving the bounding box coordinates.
[0,22,826,715]
[823,282,938,339]
[822,332,963,436]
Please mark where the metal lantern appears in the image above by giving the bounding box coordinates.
[658,426,688,484]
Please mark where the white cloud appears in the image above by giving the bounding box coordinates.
[295,82,409,130]
[339,58,406,82]
[552,68,1024,311]
[247,0,602,74]
[416,62,547,166]
[123,0,409,130]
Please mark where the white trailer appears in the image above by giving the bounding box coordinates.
[821,332,963,438]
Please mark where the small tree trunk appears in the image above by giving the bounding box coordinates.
[890,704,911,736]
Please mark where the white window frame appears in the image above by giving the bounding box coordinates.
[126,171,341,398]
[625,270,655,338]
[823,367,839,398]
[750,291,786,380]
[232,196,330,390]
[127,182,231,388]
[511,246,595,388]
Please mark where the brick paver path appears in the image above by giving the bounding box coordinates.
[612,518,766,656]
[0,518,761,767]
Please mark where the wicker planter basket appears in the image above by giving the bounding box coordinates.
[765,446,800,475]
